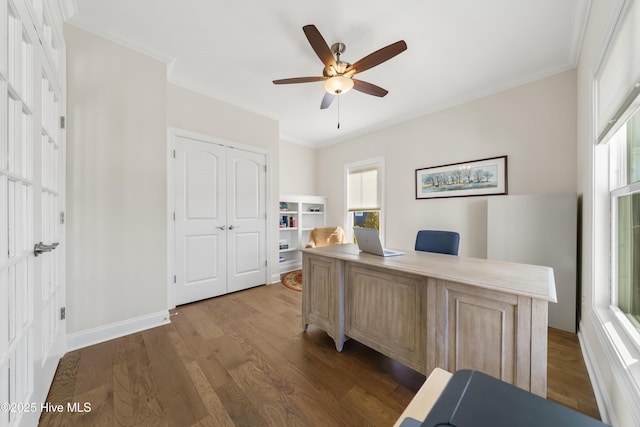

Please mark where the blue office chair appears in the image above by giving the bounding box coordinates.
[415,230,460,255]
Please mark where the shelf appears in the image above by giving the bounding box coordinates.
[279,247,297,253]
[279,260,301,274]
[279,195,326,274]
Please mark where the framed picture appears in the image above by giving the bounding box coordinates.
[415,155,508,199]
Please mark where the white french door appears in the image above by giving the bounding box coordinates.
[226,148,267,293]
[175,137,228,304]
[0,1,65,426]
[174,135,267,306]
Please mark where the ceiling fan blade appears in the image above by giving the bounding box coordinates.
[303,25,337,69]
[352,79,388,97]
[346,40,407,75]
[320,93,335,109]
[273,76,326,85]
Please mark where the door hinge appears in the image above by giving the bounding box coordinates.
[60,307,66,320]
[264,165,267,173]
[265,260,268,267]
[173,149,176,158]
[60,116,65,129]
[173,275,177,284]
[173,212,176,221]
[60,211,65,224]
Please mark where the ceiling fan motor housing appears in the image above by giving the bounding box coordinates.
[323,60,351,77]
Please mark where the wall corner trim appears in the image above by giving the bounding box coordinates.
[66,310,171,352]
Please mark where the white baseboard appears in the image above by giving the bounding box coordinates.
[270,273,281,284]
[578,326,612,425]
[66,310,171,352]
[577,310,640,426]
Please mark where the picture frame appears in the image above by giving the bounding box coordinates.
[415,155,508,199]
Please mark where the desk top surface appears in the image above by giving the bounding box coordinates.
[302,244,557,302]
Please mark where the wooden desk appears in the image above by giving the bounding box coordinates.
[301,244,556,397]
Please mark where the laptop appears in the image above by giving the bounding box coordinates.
[353,227,404,257]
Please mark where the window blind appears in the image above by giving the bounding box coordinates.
[348,165,380,211]
[597,0,640,143]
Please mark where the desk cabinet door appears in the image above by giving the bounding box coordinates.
[345,264,428,372]
[435,280,535,392]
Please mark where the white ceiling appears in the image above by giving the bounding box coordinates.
[65,0,591,147]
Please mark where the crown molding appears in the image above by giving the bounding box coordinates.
[568,0,593,67]
[167,76,280,122]
[58,0,77,20]
[279,134,318,148]
[66,13,175,64]
[306,63,578,149]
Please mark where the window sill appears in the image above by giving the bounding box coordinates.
[580,307,640,425]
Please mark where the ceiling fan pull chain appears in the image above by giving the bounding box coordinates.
[337,96,341,129]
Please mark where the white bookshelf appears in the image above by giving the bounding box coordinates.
[278,194,327,273]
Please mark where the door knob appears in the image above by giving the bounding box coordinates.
[34,242,59,257]
[228,225,238,230]
[216,225,227,230]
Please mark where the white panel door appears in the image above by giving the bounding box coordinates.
[173,134,267,305]
[227,148,266,293]
[175,136,227,305]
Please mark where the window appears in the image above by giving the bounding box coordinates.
[345,158,383,242]
[611,110,640,331]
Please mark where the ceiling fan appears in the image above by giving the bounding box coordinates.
[273,25,407,110]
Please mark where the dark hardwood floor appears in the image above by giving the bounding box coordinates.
[40,283,600,426]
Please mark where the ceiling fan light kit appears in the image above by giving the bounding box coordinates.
[273,24,407,113]
[324,75,354,94]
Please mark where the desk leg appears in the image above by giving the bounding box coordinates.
[302,253,346,352]
[336,268,345,352]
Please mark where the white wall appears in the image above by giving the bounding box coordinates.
[64,26,282,341]
[279,139,317,195]
[167,84,279,152]
[65,25,168,334]
[316,70,577,257]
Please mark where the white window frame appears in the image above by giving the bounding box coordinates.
[588,1,640,416]
[344,157,385,244]
[590,113,640,427]
[609,125,640,346]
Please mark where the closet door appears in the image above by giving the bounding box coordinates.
[174,136,227,305]
[173,134,268,305]
[226,148,266,293]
